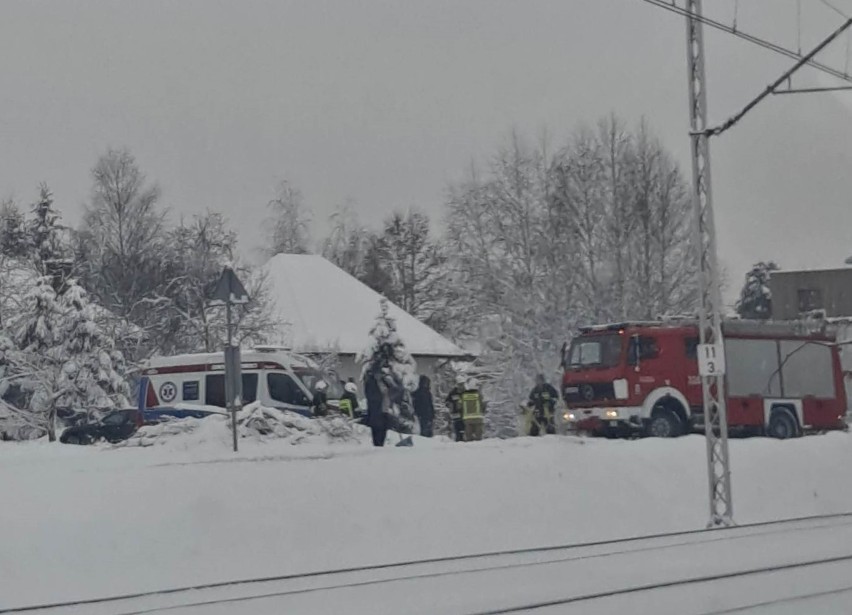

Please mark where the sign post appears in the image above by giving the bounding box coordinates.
[211,266,250,452]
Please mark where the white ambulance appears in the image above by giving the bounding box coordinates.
[140,348,342,416]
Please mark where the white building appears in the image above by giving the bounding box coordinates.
[260,254,471,384]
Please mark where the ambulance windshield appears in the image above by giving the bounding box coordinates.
[293,368,344,399]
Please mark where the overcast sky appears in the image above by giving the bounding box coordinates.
[2,0,851,302]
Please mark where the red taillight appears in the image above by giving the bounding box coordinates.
[145,383,158,408]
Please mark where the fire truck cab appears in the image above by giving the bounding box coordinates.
[561,320,847,439]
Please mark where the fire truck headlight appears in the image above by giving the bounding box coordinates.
[605,409,619,420]
[563,411,575,422]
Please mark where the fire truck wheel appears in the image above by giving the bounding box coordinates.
[768,409,798,440]
[646,409,682,438]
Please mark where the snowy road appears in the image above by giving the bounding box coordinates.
[7,433,852,613]
[15,515,852,615]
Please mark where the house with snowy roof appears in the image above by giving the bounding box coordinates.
[260,254,472,383]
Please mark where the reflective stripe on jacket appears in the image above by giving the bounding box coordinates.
[462,391,483,420]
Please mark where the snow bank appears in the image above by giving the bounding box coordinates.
[117,402,371,450]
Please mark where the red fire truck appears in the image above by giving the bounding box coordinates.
[561,320,848,439]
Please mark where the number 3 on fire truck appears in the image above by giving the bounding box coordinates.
[697,343,726,377]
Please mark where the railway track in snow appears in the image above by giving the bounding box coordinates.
[6,512,852,615]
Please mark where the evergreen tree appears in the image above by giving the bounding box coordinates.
[12,276,65,440]
[0,200,29,258]
[55,280,130,415]
[735,261,779,320]
[358,298,418,433]
[28,184,66,281]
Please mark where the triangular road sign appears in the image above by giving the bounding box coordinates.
[211,266,250,305]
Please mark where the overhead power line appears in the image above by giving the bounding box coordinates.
[820,0,851,20]
[641,0,852,83]
[704,16,852,136]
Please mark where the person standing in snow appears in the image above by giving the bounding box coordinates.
[445,375,467,442]
[312,380,329,417]
[462,378,485,442]
[528,374,559,436]
[364,368,388,446]
[412,375,435,438]
[339,381,360,419]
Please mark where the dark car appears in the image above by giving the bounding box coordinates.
[60,409,142,445]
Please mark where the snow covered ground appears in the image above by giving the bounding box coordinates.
[3,425,852,612]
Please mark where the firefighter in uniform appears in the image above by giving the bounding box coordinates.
[462,378,485,442]
[339,381,360,419]
[445,375,467,442]
[527,374,558,436]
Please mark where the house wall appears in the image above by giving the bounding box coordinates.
[769,269,852,320]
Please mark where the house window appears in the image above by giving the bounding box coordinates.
[797,288,823,313]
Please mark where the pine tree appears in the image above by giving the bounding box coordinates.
[55,280,130,415]
[13,276,65,440]
[0,200,29,258]
[28,184,66,282]
[358,297,418,433]
[735,261,779,320]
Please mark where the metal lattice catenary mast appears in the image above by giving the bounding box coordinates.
[684,0,733,527]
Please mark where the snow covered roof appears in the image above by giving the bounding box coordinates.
[261,254,468,358]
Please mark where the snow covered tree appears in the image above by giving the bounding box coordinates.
[321,203,373,279]
[360,236,397,301]
[265,180,311,256]
[443,119,696,432]
[358,298,418,433]
[11,276,65,440]
[27,184,71,290]
[5,277,130,440]
[54,280,130,416]
[0,199,29,259]
[365,210,448,330]
[735,261,779,320]
[0,200,32,328]
[167,212,238,352]
[161,212,278,354]
[77,148,169,360]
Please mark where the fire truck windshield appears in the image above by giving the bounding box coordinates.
[567,334,622,369]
